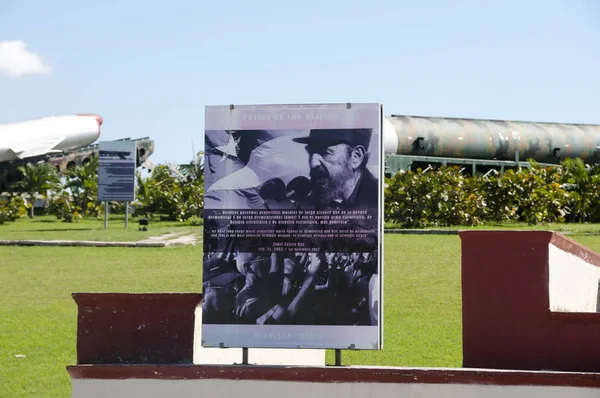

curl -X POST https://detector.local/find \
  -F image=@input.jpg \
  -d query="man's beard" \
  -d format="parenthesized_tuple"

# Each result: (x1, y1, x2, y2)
(310, 165, 354, 206)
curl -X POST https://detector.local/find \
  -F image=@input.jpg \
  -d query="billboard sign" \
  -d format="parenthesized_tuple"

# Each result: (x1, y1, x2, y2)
(202, 103, 384, 350)
(97, 140, 137, 202)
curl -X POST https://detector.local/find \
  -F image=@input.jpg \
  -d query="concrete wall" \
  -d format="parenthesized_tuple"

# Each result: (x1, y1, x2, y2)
(549, 243, 600, 313)
(71, 379, 600, 398)
(68, 366, 600, 398)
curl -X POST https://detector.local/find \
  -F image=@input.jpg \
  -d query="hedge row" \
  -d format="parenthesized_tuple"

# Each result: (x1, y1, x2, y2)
(384, 158, 600, 228)
(3, 158, 599, 228)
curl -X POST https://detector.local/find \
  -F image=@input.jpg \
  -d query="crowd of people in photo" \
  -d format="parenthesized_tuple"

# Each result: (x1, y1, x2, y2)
(202, 244, 379, 326)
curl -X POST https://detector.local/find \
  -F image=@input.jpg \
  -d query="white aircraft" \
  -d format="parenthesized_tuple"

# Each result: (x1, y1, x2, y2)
(0, 113, 103, 162)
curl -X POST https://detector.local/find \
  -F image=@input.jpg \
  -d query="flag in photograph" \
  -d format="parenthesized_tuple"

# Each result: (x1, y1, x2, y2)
(204, 129, 311, 210)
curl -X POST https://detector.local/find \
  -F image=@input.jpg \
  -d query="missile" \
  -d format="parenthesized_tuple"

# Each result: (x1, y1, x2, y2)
(384, 115, 600, 163)
(0, 114, 103, 163)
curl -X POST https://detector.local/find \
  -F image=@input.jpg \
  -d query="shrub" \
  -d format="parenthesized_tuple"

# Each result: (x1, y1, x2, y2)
(0, 194, 27, 224)
(384, 158, 597, 228)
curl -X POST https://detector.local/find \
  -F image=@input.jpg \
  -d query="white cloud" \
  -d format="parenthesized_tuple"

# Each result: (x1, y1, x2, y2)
(0, 41, 52, 77)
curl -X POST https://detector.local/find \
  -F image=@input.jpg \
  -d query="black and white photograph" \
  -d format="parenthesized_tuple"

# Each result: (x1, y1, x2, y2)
(204, 128, 379, 211)
(203, 246, 379, 327)
(203, 127, 380, 255)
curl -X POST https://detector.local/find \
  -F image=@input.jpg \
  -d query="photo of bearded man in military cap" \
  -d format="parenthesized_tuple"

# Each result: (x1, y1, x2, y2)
(292, 128, 379, 211)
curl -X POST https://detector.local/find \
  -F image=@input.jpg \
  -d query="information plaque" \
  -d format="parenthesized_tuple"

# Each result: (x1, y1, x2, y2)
(201, 103, 384, 350)
(98, 140, 137, 202)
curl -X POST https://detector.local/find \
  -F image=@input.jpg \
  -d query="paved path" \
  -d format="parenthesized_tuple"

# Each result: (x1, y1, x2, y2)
(137, 231, 199, 246)
(0, 231, 200, 247)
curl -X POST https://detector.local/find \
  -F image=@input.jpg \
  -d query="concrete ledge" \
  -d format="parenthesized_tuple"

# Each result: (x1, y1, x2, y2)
(66, 364, 600, 387)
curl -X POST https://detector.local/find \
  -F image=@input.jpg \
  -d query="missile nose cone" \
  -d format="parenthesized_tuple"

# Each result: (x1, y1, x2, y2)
(76, 113, 103, 139)
(96, 115, 102, 138)
(76, 113, 103, 126)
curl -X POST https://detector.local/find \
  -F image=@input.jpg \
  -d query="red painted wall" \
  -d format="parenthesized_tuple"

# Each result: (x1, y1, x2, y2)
(72, 293, 201, 365)
(461, 231, 600, 372)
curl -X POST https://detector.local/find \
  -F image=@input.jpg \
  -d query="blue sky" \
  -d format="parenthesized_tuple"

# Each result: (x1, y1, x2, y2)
(0, 0, 598, 165)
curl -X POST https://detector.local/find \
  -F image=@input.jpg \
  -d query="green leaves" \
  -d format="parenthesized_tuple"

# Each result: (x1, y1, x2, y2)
(3, 152, 600, 228)
(0, 194, 27, 224)
(11, 162, 62, 218)
(385, 166, 486, 228)
(63, 155, 100, 218)
(131, 155, 205, 222)
(47, 191, 83, 222)
(385, 159, 600, 228)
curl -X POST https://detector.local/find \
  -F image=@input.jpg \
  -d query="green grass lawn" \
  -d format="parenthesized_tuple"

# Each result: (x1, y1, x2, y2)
(1, 217, 600, 397)
(0, 215, 201, 242)
(0, 244, 201, 397)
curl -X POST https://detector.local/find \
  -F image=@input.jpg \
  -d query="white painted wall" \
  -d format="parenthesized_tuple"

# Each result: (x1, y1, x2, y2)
(193, 306, 326, 365)
(72, 378, 600, 398)
(548, 244, 600, 313)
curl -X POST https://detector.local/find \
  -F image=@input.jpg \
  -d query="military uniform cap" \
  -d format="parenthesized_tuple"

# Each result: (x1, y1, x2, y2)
(293, 128, 372, 150)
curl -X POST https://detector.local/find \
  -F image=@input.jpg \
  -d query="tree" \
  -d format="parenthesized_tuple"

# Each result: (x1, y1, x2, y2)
(132, 153, 205, 222)
(64, 155, 101, 217)
(178, 152, 205, 219)
(11, 162, 61, 218)
(178, 152, 205, 182)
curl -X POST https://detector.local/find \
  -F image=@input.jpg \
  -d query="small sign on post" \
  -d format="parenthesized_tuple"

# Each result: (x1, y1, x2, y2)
(97, 140, 137, 229)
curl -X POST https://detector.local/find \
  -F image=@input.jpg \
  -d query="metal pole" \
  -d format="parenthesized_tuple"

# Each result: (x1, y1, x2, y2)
(242, 348, 249, 365)
(104, 202, 108, 229)
(335, 349, 342, 366)
(125, 201, 129, 229)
